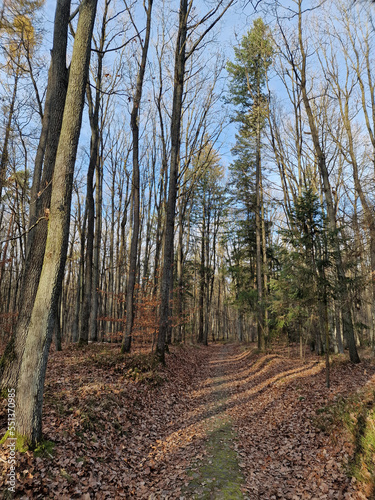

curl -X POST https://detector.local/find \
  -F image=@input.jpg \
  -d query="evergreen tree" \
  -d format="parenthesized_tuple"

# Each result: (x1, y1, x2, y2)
(271, 189, 327, 350)
(227, 18, 274, 349)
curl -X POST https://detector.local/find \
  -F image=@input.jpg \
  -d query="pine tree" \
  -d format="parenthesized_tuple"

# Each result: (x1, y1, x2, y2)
(227, 18, 274, 350)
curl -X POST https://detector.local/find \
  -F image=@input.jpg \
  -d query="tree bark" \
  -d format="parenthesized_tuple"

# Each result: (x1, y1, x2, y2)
(14, 0, 98, 445)
(122, 0, 153, 353)
(198, 204, 206, 344)
(156, 0, 188, 363)
(89, 152, 102, 342)
(297, 1, 359, 363)
(256, 107, 265, 351)
(0, 0, 70, 390)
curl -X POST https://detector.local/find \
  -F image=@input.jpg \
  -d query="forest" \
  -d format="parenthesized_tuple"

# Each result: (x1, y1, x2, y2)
(1, 0, 375, 498)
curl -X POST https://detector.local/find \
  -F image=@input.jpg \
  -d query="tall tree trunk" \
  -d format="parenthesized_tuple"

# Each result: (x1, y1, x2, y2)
(80, 0, 109, 344)
(89, 154, 102, 342)
(198, 210, 205, 344)
(0, 0, 70, 390)
(79, 142, 95, 344)
(122, 0, 153, 353)
(176, 197, 184, 343)
(14, 0, 98, 445)
(156, 0, 188, 363)
(143, 155, 156, 282)
(261, 179, 269, 345)
(324, 44, 375, 351)
(255, 111, 265, 351)
(345, 125, 375, 350)
(297, 1, 359, 363)
(72, 199, 86, 343)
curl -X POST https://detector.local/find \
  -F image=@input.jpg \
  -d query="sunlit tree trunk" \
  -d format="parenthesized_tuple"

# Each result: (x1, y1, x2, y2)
(14, 0, 98, 445)
(0, 0, 70, 390)
(122, 0, 153, 353)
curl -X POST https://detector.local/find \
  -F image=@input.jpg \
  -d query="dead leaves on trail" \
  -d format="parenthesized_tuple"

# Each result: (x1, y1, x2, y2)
(0, 344, 213, 498)
(223, 347, 375, 499)
(0, 343, 374, 499)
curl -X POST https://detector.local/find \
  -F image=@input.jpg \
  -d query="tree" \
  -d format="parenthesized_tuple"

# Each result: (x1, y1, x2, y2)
(79, 0, 114, 345)
(13, 0, 98, 445)
(0, 0, 71, 390)
(122, 0, 154, 353)
(156, 0, 236, 363)
(226, 18, 273, 350)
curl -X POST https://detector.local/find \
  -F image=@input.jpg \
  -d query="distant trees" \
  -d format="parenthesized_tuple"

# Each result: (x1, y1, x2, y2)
(190, 144, 225, 346)
(2, 0, 375, 447)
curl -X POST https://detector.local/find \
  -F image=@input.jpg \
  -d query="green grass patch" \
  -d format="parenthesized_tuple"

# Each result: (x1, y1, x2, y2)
(0, 388, 9, 400)
(1, 432, 56, 456)
(0, 430, 29, 452)
(34, 440, 55, 459)
(183, 418, 244, 499)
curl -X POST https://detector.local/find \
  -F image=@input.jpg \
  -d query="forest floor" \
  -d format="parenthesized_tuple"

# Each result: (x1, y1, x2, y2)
(1, 341, 375, 499)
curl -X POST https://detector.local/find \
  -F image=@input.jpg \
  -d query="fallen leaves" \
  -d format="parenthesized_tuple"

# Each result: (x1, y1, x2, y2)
(0, 342, 374, 498)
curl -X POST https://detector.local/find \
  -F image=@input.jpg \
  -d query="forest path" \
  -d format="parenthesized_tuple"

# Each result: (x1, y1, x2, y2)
(179, 343, 370, 500)
(3, 342, 374, 498)
(182, 344, 245, 499)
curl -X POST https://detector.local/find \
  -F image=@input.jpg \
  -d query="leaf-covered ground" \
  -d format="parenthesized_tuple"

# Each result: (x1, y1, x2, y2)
(1, 342, 375, 499)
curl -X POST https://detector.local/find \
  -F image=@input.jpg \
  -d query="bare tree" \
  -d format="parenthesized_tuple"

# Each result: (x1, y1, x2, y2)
(122, 0, 154, 353)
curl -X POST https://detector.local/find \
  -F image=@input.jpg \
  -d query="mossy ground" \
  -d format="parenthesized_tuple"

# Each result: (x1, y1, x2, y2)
(183, 417, 244, 499)
(182, 346, 245, 499)
(0, 430, 29, 452)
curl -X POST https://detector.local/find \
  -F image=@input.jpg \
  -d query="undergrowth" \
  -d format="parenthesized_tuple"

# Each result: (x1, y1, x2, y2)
(124, 353, 164, 385)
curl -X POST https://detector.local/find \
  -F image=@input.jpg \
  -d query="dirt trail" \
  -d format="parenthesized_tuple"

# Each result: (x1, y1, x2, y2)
(2, 342, 374, 499)
(182, 345, 245, 498)
(179, 343, 374, 499)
